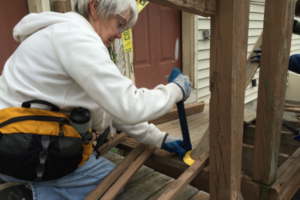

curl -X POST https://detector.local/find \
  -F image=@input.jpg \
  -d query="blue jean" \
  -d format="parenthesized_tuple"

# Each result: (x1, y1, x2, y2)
(0, 153, 116, 200)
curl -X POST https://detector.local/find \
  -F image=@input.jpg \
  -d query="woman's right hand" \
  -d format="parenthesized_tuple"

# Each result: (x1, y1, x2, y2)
(168, 68, 192, 101)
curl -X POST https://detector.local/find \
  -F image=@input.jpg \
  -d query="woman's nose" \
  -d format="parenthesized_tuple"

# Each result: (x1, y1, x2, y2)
(115, 32, 122, 39)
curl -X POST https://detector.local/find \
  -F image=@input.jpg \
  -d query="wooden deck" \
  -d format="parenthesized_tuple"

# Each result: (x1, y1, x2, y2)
(99, 105, 260, 199)
(103, 151, 209, 200)
(156, 105, 256, 147)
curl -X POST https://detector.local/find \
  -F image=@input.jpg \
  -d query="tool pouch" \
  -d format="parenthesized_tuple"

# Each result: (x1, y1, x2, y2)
(0, 100, 93, 182)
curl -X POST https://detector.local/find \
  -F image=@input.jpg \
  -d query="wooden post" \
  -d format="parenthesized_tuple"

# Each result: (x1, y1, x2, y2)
(54, 0, 67, 13)
(252, 0, 295, 185)
(209, 0, 250, 199)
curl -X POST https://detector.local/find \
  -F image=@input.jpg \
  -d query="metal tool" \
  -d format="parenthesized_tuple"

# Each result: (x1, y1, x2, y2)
(166, 74, 194, 165)
(282, 122, 300, 142)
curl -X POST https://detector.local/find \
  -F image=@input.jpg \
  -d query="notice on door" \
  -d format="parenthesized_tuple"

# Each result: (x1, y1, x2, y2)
(122, 0, 149, 53)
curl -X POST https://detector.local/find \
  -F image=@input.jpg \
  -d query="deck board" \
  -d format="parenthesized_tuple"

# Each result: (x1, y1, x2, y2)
(103, 151, 200, 200)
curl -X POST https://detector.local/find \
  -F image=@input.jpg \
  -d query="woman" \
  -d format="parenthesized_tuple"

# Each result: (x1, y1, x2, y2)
(0, 0, 191, 199)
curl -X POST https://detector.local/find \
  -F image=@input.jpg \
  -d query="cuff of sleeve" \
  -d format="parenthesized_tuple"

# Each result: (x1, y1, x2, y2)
(160, 133, 169, 149)
(166, 83, 183, 103)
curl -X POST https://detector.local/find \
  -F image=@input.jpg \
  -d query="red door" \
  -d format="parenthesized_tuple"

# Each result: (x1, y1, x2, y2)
(132, 3, 182, 89)
(0, 1, 29, 74)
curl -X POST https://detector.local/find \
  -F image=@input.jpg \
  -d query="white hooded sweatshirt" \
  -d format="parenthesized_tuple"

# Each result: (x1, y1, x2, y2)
(0, 12, 183, 148)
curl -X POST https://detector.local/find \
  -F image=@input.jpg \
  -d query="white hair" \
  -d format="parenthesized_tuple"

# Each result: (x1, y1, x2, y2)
(74, 0, 138, 29)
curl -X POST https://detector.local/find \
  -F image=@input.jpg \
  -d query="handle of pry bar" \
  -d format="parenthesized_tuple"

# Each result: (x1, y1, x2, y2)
(176, 101, 192, 153)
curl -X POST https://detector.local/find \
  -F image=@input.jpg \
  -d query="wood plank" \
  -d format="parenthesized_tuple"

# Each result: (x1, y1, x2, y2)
(147, 183, 198, 200)
(209, 0, 250, 199)
(243, 125, 299, 155)
(190, 109, 256, 160)
(190, 125, 209, 160)
(241, 144, 289, 173)
(284, 107, 300, 113)
(285, 103, 300, 108)
(245, 32, 262, 90)
(146, 0, 216, 17)
(148, 103, 205, 125)
(95, 132, 127, 156)
(269, 148, 300, 200)
(66, 0, 72, 12)
(277, 147, 300, 179)
(117, 137, 261, 200)
(103, 152, 155, 185)
(157, 152, 209, 200)
(190, 191, 210, 200)
(243, 110, 257, 124)
(252, 0, 295, 185)
(115, 171, 173, 200)
(54, 0, 67, 13)
(101, 145, 156, 200)
(85, 143, 146, 200)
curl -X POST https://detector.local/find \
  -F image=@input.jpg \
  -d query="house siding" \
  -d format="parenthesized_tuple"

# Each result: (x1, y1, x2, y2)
(197, 1, 300, 103)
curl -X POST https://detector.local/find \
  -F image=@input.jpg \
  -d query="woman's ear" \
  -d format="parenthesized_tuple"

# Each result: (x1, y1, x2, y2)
(89, 0, 98, 20)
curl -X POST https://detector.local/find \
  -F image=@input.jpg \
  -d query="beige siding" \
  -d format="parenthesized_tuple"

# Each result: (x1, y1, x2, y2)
(197, 1, 300, 104)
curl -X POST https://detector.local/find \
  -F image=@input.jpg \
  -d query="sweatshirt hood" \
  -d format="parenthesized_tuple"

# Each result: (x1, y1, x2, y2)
(13, 11, 94, 42)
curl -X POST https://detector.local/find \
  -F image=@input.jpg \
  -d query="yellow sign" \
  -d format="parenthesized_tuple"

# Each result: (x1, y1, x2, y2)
(122, 0, 149, 53)
(122, 30, 133, 53)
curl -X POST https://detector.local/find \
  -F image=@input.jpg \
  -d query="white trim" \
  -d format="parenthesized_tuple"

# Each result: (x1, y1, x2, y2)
(27, 0, 50, 13)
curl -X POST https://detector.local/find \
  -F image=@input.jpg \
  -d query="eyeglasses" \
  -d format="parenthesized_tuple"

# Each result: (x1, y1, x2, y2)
(116, 14, 128, 34)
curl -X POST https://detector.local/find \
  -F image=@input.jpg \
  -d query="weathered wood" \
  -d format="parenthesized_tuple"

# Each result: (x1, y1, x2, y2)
(146, 0, 216, 17)
(243, 110, 257, 124)
(190, 109, 256, 160)
(269, 148, 300, 200)
(157, 152, 209, 200)
(101, 145, 156, 200)
(117, 137, 261, 200)
(242, 144, 288, 173)
(190, 125, 209, 160)
(190, 191, 210, 200)
(66, 0, 72, 11)
(95, 132, 127, 156)
(276, 147, 300, 182)
(252, 0, 295, 185)
(85, 143, 146, 200)
(54, 0, 67, 13)
(284, 107, 300, 113)
(243, 125, 299, 155)
(149, 103, 205, 125)
(115, 171, 173, 200)
(245, 32, 262, 90)
(285, 103, 300, 108)
(209, 0, 250, 199)
(148, 183, 198, 200)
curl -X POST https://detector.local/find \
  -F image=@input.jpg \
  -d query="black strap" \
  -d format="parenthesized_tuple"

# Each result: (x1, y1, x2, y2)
(94, 127, 110, 159)
(22, 100, 59, 112)
(34, 135, 50, 182)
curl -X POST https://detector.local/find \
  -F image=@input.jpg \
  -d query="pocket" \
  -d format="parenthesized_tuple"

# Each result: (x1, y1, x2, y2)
(42, 149, 83, 181)
(0, 148, 41, 181)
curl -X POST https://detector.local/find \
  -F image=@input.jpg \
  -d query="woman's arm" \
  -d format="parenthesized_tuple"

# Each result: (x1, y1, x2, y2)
(113, 120, 167, 148)
(52, 22, 183, 126)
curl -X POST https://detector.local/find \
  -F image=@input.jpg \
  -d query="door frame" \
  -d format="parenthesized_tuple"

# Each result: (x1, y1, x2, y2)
(182, 12, 198, 89)
(27, 0, 51, 13)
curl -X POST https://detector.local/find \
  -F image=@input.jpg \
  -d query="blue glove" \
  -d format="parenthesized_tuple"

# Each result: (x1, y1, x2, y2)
(168, 68, 191, 101)
(162, 135, 186, 160)
(250, 48, 261, 63)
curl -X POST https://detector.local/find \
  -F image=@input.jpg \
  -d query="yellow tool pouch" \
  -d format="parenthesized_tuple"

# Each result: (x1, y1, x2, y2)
(0, 100, 93, 182)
